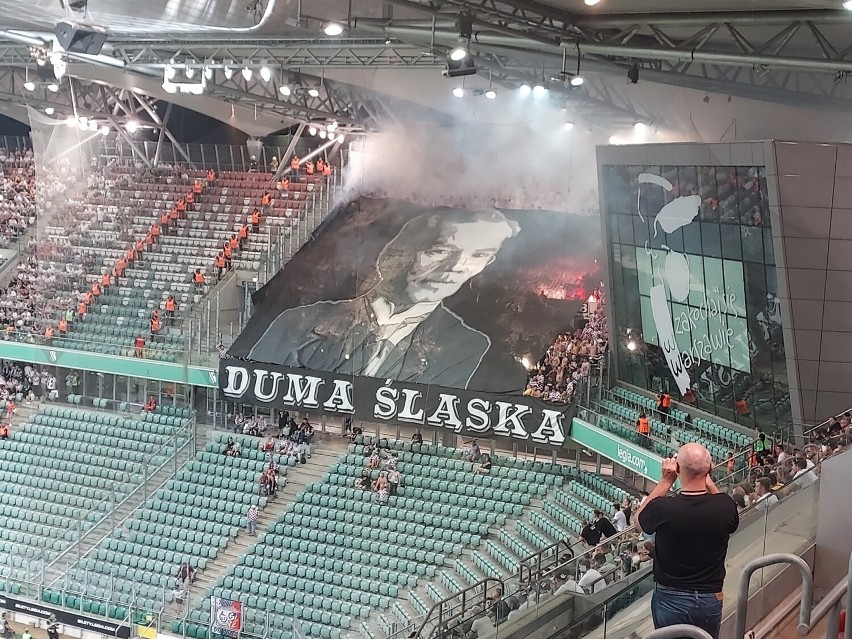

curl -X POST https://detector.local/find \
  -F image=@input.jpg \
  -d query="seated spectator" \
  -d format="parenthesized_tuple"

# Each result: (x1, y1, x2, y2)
(754, 476, 778, 510)
(143, 395, 156, 412)
(577, 560, 605, 594)
(792, 457, 818, 489)
(260, 435, 275, 452)
(465, 439, 482, 462)
(357, 470, 372, 491)
(411, 429, 423, 447)
(553, 572, 584, 595)
(474, 454, 492, 475)
(367, 446, 381, 469)
(0, 423, 9, 439)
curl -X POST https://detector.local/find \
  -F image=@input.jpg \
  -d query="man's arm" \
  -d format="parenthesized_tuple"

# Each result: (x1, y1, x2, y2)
(634, 458, 678, 531)
(705, 474, 720, 494)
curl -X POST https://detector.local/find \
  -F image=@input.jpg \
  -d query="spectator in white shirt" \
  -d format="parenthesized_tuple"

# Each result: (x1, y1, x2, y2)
(613, 503, 628, 532)
(792, 458, 818, 489)
(754, 477, 778, 510)
(577, 561, 605, 594)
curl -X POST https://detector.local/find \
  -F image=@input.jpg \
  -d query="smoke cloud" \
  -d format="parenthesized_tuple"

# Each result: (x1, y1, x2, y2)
(341, 95, 615, 214)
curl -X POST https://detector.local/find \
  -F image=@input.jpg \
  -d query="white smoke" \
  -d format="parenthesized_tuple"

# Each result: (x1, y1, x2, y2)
(341, 99, 611, 214)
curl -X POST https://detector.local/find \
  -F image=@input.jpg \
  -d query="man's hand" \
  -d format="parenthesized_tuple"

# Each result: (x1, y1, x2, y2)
(705, 472, 720, 494)
(661, 458, 678, 483)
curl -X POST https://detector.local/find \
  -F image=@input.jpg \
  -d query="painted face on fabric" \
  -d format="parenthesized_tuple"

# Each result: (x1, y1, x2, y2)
(405, 218, 513, 303)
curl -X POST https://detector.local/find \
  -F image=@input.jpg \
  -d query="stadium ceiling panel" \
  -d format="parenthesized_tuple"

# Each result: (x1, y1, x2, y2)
(0, 1, 851, 132)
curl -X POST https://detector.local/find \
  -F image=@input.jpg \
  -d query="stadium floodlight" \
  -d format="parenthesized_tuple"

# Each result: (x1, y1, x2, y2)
(223, 66, 234, 80)
(162, 81, 177, 93)
(319, 130, 327, 139)
(518, 84, 531, 96)
(44, 107, 55, 115)
(308, 126, 317, 136)
(324, 23, 344, 36)
(125, 120, 139, 134)
(185, 66, 196, 79)
(64, 115, 76, 128)
(450, 47, 467, 61)
(564, 122, 574, 130)
(328, 120, 338, 132)
(584, 0, 601, 5)
(845, 0, 852, 9)
(77, 116, 88, 131)
(87, 119, 98, 131)
(308, 88, 320, 97)
(241, 67, 252, 81)
(532, 83, 546, 97)
(336, 133, 345, 143)
(23, 81, 35, 91)
(279, 84, 291, 96)
(51, 53, 67, 79)
(485, 89, 496, 99)
(452, 86, 464, 98)
(100, 125, 110, 136)
(47, 82, 59, 93)
(260, 65, 272, 82)
(570, 75, 584, 87)
(165, 64, 176, 80)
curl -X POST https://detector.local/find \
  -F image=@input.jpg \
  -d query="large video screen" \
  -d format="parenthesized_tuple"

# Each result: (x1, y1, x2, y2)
(602, 164, 790, 431)
(229, 197, 602, 395)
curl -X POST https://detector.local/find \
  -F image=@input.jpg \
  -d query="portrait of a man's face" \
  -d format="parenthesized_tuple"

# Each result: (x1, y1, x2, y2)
(377, 209, 517, 306)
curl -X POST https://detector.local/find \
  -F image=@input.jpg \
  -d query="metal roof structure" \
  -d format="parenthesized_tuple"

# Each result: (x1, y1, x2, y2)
(0, 0, 851, 135)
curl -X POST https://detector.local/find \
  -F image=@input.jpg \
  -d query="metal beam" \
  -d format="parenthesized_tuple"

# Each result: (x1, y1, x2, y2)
(273, 122, 306, 183)
(133, 95, 195, 168)
(104, 112, 153, 169)
(153, 102, 172, 167)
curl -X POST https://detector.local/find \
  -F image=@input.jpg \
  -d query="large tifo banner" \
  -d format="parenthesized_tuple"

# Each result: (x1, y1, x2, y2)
(220, 359, 571, 449)
(228, 197, 601, 394)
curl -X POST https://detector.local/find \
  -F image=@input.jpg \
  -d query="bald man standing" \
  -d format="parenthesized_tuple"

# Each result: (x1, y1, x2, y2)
(635, 443, 739, 639)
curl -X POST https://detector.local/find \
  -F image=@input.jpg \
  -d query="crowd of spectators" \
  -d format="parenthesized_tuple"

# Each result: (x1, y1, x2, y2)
(228, 409, 315, 466)
(523, 288, 607, 404)
(0, 361, 58, 405)
(0, 148, 36, 248)
(357, 439, 402, 505)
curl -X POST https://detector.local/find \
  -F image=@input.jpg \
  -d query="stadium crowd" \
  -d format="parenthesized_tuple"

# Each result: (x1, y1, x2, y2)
(523, 288, 607, 403)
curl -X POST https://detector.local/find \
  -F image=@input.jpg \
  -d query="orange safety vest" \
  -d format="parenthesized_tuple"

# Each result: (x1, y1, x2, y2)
(58, 319, 67, 332)
(135, 239, 144, 252)
(735, 398, 749, 415)
(291, 157, 300, 170)
(161, 212, 170, 226)
(145, 233, 153, 247)
(0, 425, 9, 437)
(127, 247, 136, 262)
(165, 298, 176, 312)
(322, 164, 331, 177)
(638, 417, 650, 434)
(239, 225, 249, 240)
(230, 236, 239, 251)
(193, 271, 204, 284)
(305, 161, 314, 175)
(92, 283, 101, 296)
(152, 224, 161, 237)
(662, 394, 671, 408)
(84, 291, 93, 305)
(193, 182, 202, 194)
(215, 254, 225, 268)
(262, 194, 271, 206)
(101, 273, 110, 287)
(45, 326, 54, 339)
(223, 244, 232, 258)
(251, 210, 260, 225)
(177, 199, 186, 212)
(170, 208, 179, 221)
(151, 317, 161, 332)
(186, 192, 194, 204)
(78, 301, 86, 316)
(207, 170, 215, 181)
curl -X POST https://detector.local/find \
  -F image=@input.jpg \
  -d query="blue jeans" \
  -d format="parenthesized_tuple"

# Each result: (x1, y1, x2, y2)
(651, 584, 723, 639)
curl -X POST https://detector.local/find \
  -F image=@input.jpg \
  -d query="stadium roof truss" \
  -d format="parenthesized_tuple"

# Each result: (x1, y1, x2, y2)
(0, 6, 850, 132)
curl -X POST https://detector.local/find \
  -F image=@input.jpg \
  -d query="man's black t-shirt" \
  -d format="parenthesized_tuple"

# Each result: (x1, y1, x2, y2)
(581, 523, 602, 546)
(638, 493, 739, 592)
(596, 516, 618, 539)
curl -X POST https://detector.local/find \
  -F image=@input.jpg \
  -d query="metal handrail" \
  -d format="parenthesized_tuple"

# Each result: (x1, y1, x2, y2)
(734, 553, 813, 639)
(797, 551, 852, 639)
(644, 625, 713, 639)
(412, 577, 504, 639)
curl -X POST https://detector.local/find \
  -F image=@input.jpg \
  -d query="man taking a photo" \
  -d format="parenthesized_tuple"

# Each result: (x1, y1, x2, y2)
(635, 443, 739, 639)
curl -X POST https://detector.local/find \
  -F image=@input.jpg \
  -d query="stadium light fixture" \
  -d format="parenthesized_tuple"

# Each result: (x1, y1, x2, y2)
(336, 133, 345, 143)
(324, 22, 344, 36)
(165, 64, 176, 80)
(65, 116, 76, 128)
(450, 47, 467, 62)
(163, 81, 177, 93)
(627, 339, 637, 351)
(23, 80, 35, 91)
(485, 89, 496, 99)
(570, 75, 584, 87)
(518, 84, 531, 96)
(87, 119, 98, 131)
(585, 0, 601, 5)
(308, 88, 320, 97)
(125, 120, 139, 134)
(319, 130, 327, 139)
(452, 86, 464, 98)
(564, 122, 574, 130)
(77, 116, 88, 131)
(279, 84, 291, 96)
(844, 0, 852, 9)
(100, 125, 110, 136)
(51, 53, 66, 79)
(47, 82, 59, 93)
(44, 107, 55, 115)
(204, 66, 213, 80)
(260, 65, 272, 82)
(185, 66, 196, 79)
(532, 83, 546, 97)
(223, 66, 234, 80)
(308, 126, 317, 136)
(241, 67, 253, 81)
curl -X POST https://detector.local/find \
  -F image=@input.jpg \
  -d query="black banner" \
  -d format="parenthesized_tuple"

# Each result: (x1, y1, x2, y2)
(0, 595, 131, 638)
(228, 198, 600, 395)
(220, 358, 571, 450)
